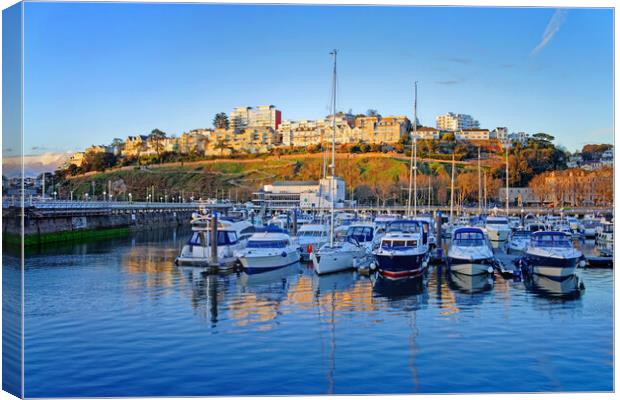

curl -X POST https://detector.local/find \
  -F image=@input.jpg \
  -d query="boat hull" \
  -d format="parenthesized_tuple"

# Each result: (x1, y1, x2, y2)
(448, 259, 493, 275)
(312, 250, 360, 275)
(239, 252, 300, 274)
(375, 253, 428, 279)
(526, 255, 579, 280)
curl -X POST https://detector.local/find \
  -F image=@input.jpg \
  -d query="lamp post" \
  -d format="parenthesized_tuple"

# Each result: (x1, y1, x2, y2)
(53, 191, 57, 200)
(70, 190, 74, 201)
(103, 191, 107, 202)
(128, 193, 132, 203)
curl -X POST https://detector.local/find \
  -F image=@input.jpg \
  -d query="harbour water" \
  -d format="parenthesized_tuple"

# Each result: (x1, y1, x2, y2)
(11, 227, 613, 396)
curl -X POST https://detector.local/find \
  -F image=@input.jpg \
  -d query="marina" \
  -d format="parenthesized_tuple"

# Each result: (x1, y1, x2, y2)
(14, 224, 613, 397)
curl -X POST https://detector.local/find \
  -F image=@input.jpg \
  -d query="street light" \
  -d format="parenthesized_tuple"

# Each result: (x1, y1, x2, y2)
(53, 191, 57, 200)
(103, 191, 107, 201)
(128, 193, 132, 203)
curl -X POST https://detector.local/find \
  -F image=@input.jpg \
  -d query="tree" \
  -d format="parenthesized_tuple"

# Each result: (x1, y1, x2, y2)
(148, 129, 167, 161)
(213, 113, 230, 129)
(111, 138, 124, 155)
(532, 132, 555, 143)
(366, 109, 380, 117)
(82, 152, 117, 172)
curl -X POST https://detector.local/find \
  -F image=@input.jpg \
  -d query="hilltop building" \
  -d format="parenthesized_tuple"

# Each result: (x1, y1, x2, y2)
(436, 112, 480, 131)
(230, 105, 282, 132)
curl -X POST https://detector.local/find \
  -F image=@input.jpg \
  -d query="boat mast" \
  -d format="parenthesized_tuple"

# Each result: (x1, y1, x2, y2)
(450, 150, 455, 224)
(329, 49, 337, 247)
(428, 174, 431, 209)
(407, 82, 418, 217)
(477, 146, 482, 216)
(413, 82, 418, 218)
(505, 139, 509, 216)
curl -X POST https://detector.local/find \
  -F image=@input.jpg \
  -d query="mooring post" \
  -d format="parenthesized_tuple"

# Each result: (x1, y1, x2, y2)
(292, 209, 298, 236)
(210, 212, 218, 265)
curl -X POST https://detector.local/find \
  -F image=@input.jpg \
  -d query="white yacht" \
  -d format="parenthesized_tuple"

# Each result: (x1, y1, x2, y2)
(485, 216, 512, 242)
(236, 232, 300, 274)
(297, 224, 330, 261)
(311, 224, 377, 275)
(523, 231, 582, 280)
(447, 227, 495, 275)
(175, 214, 254, 268)
(582, 218, 600, 239)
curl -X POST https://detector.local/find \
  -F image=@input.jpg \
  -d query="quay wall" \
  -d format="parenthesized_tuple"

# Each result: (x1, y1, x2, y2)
(3, 208, 194, 245)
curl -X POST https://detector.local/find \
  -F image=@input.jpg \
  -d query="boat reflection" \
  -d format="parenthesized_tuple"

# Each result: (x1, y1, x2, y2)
(371, 274, 429, 311)
(525, 273, 584, 300)
(311, 271, 357, 295)
(238, 263, 301, 288)
(447, 271, 494, 294)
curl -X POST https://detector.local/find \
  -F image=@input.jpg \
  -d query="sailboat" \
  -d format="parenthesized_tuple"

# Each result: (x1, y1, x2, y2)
(312, 50, 369, 275)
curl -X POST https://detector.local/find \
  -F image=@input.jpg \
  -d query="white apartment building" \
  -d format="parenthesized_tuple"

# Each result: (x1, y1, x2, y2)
(436, 112, 480, 131)
(455, 128, 490, 140)
(493, 127, 509, 141)
(230, 105, 282, 131)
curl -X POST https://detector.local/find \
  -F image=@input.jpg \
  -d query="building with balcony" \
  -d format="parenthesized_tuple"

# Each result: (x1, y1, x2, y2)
(416, 126, 442, 140)
(230, 105, 282, 132)
(455, 128, 490, 141)
(436, 112, 480, 131)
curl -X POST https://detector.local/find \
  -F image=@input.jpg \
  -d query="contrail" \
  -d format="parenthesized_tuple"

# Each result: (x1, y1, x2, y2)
(531, 9, 568, 56)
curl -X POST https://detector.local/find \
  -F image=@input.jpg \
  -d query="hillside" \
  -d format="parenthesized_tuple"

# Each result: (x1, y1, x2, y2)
(59, 152, 486, 203)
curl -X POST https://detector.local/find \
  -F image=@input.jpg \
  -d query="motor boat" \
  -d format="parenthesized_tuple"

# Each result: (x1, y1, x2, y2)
(485, 216, 511, 241)
(175, 213, 254, 268)
(310, 225, 373, 275)
(447, 227, 495, 275)
(596, 221, 614, 243)
(296, 224, 330, 261)
(236, 231, 300, 274)
(411, 216, 436, 250)
(507, 229, 531, 254)
(522, 231, 583, 280)
(582, 218, 600, 239)
(508, 216, 522, 230)
(373, 220, 430, 279)
(526, 222, 547, 233)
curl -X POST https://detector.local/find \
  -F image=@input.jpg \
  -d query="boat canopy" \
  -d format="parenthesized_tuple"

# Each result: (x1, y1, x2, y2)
(531, 231, 572, 247)
(452, 227, 485, 246)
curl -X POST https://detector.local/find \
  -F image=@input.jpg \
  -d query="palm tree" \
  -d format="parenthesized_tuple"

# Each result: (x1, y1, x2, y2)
(213, 113, 230, 129)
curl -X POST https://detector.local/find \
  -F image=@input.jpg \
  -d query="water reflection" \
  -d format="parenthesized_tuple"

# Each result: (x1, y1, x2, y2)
(447, 271, 494, 295)
(524, 273, 584, 300)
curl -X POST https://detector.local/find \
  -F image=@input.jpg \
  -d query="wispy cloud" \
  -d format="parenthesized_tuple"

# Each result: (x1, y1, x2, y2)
(443, 57, 471, 65)
(435, 79, 464, 86)
(531, 9, 568, 56)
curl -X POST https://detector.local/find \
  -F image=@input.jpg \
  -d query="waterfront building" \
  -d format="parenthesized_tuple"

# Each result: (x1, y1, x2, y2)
(492, 127, 508, 141)
(376, 116, 411, 143)
(509, 131, 530, 145)
(436, 112, 480, 131)
(230, 105, 282, 132)
(232, 127, 282, 153)
(86, 144, 113, 154)
(498, 187, 538, 206)
(252, 176, 346, 209)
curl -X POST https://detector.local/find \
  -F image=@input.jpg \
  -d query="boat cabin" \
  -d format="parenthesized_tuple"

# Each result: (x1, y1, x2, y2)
(452, 227, 486, 247)
(531, 231, 572, 248)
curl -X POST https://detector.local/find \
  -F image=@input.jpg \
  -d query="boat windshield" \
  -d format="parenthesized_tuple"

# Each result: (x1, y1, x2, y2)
(512, 231, 531, 238)
(453, 232, 485, 247)
(381, 239, 417, 249)
(247, 240, 289, 248)
(532, 234, 572, 248)
(299, 231, 326, 237)
(347, 226, 374, 242)
(487, 219, 508, 225)
(387, 221, 421, 233)
(188, 231, 238, 246)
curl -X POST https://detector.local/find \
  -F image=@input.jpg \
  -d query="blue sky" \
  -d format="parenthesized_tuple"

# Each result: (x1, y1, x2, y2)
(20, 3, 614, 155)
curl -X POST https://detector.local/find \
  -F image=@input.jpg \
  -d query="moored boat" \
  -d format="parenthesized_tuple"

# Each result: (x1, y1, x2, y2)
(507, 229, 531, 254)
(297, 223, 330, 261)
(522, 231, 583, 280)
(236, 232, 300, 274)
(485, 216, 511, 242)
(373, 220, 430, 279)
(447, 227, 495, 275)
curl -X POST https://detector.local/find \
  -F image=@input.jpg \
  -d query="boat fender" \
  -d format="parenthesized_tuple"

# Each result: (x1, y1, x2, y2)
(307, 244, 313, 254)
(579, 260, 586, 268)
(370, 262, 376, 270)
(281, 251, 288, 258)
(487, 266, 494, 274)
